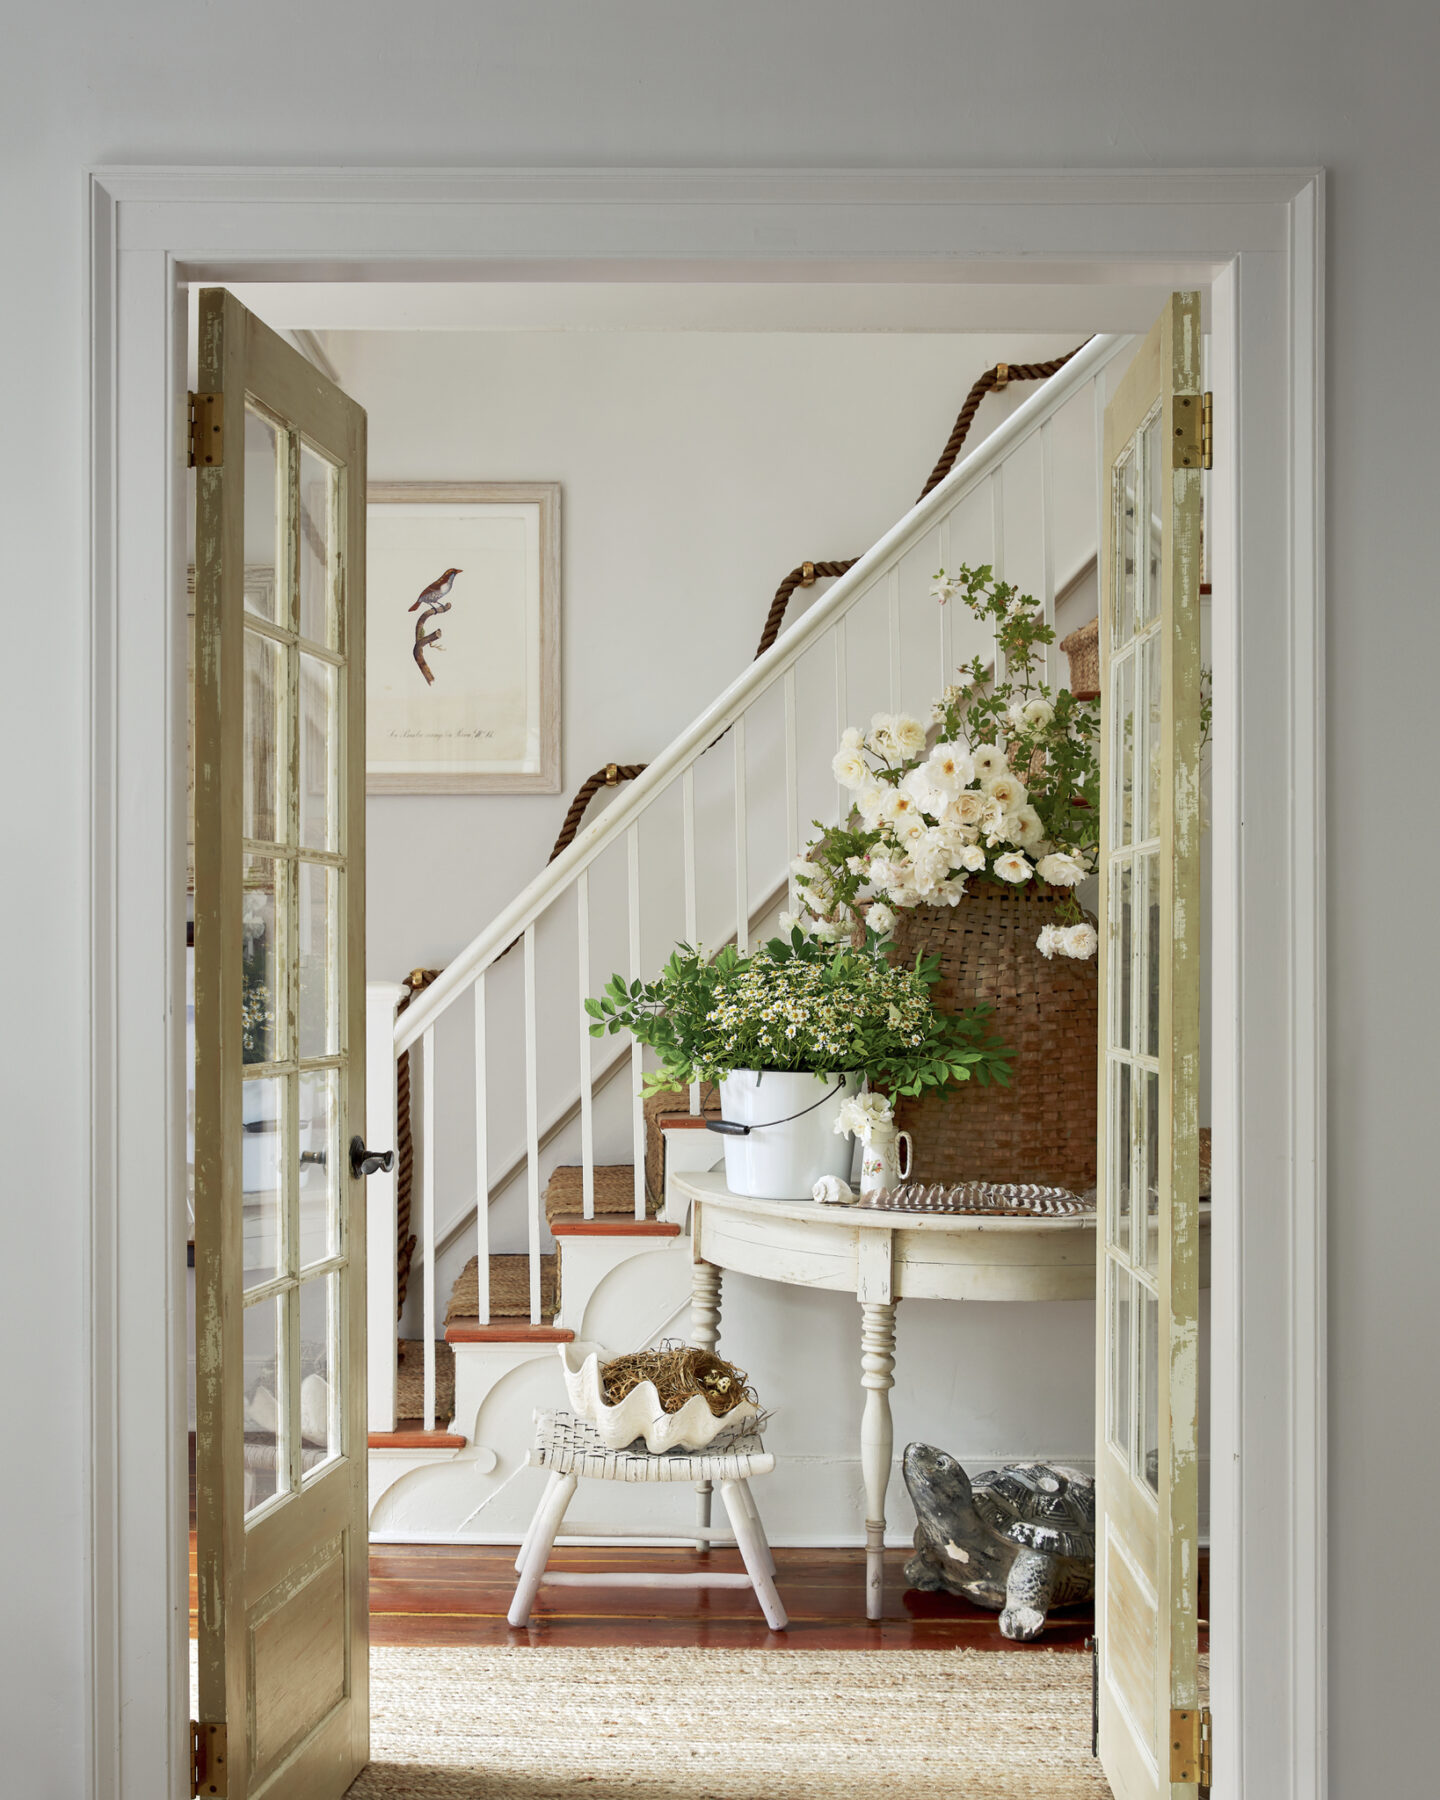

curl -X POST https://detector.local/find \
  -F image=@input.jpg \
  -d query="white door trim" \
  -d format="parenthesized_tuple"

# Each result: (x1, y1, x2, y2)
(85, 165, 1324, 1800)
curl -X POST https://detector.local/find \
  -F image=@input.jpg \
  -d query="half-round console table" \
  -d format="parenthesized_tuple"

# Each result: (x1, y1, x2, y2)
(674, 1168, 1209, 1620)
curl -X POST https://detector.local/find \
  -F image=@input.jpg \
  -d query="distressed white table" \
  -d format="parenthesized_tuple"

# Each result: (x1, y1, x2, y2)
(675, 1169, 1108, 1621)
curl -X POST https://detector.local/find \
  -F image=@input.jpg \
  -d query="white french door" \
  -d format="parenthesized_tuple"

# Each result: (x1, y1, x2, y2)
(1095, 292, 1206, 1798)
(192, 289, 372, 1798)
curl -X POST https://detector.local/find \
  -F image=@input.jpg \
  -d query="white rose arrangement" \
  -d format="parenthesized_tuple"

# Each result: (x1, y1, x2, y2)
(796, 563, 1101, 959)
(834, 1090, 896, 1143)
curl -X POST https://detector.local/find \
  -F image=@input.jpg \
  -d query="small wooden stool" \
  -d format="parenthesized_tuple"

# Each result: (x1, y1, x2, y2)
(508, 1410, 788, 1631)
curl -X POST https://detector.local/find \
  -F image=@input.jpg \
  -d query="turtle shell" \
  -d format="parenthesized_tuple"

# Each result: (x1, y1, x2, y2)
(972, 1463, 1095, 1560)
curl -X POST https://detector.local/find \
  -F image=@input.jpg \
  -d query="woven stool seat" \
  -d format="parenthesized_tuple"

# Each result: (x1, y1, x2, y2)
(527, 1410, 775, 1483)
(509, 1408, 787, 1631)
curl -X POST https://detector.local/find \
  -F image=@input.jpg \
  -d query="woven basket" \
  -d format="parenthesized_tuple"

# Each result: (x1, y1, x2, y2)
(887, 883, 1097, 1191)
(1060, 616, 1100, 700)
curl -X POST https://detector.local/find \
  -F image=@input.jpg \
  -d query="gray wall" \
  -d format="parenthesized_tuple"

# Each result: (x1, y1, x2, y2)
(3, 4, 1438, 1794)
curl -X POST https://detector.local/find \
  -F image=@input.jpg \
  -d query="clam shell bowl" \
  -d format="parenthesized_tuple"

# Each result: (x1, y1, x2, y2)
(559, 1344, 759, 1453)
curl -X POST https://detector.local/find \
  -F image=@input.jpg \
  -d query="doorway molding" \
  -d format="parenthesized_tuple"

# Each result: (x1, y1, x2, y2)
(86, 165, 1324, 1800)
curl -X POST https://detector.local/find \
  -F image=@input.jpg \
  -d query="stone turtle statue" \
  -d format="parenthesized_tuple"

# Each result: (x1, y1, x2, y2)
(902, 1443, 1095, 1641)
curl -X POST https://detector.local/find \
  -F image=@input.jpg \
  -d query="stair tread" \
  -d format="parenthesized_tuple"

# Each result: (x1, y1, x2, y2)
(446, 1252, 559, 1326)
(544, 1164, 657, 1224)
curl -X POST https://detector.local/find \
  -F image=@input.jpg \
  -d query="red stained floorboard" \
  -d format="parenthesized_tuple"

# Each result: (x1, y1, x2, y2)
(191, 1539, 1208, 1654)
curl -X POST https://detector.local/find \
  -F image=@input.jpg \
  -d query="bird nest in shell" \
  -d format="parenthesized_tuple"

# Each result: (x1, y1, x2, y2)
(599, 1340, 759, 1419)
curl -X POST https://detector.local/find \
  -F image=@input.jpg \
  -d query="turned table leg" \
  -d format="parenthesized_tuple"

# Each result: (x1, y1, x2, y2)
(860, 1299, 897, 1621)
(691, 1257, 723, 1550)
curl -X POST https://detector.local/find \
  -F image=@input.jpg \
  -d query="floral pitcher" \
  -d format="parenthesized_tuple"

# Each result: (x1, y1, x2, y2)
(858, 1121, 913, 1199)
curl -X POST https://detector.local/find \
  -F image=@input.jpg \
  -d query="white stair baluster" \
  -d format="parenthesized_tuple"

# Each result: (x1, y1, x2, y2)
(733, 714, 749, 955)
(784, 667, 798, 911)
(421, 1024, 436, 1431)
(523, 924, 542, 1321)
(682, 768, 699, 1115)
(887, 568, 901, 711)
(474, 972, 490, 1324)
(628, 822, 645, 1218)
(833, 616, 849, 816)
(938, 518, 952, 690)
(1040, 417, 1058, 688)
(577, 870, 596, 1215)
(991, 466, 1006, 677)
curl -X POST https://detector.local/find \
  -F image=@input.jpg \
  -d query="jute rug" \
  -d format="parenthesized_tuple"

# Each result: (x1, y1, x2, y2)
(348, 1645, 1112, 1798)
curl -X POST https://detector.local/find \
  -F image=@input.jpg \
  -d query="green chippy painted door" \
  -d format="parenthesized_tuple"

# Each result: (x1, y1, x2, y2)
(1094, 293, 1206, 1799)
(192, 289, 371, 1798)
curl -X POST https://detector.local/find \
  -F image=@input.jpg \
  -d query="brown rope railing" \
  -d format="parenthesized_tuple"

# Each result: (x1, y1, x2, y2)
(393, 966, 442, 1319)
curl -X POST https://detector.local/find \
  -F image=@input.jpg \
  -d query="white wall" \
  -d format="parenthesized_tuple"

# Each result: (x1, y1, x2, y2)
(3, 5, 1439, 1795)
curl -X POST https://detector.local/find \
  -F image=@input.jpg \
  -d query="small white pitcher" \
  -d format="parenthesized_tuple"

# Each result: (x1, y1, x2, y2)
(859, 1122, 914, 1199)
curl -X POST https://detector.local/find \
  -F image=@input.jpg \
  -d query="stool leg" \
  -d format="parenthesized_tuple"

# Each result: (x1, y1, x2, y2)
(730, 1477, 776, 1576)
(691, 1259, 722, 1550)
(508, 1471, 578, 1627)
(721, 1478, 788, 1631)
(514, 1470, 563, 1574)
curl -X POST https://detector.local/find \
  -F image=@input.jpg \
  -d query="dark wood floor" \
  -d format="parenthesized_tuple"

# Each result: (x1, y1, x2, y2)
(191, 1536, 1209, 1652)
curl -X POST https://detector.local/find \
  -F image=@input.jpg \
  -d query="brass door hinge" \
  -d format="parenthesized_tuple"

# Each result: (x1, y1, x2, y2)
(188, 392, 223, 469)
(1169, 1705, 1212, 1787)
(1173, 392, 1213, 472)
(191, 1720, 228, 1797)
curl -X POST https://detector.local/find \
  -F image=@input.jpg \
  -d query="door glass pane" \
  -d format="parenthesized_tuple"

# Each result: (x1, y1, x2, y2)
(1114, 448, 1137, 648)
(243, 630, 284, 845)
(1145, 628, 1163, 843)
(1143, 852, 1161, 1058)
(299, 1068, 340, 1269)
(299, 444, 339, 649)
(1108, 1261, 1132, 1455)
(298, 862, 339, 1059)
(1143, 1068, 1161, 1277)
(242, 856, 283, 1065)
(243, 1293, 289, 1517)
(1141, 1286, 1160, 1493)
(242, 1075, 284, 1289)
(1143, 407, 1163, 627)
(299, 654, 337, 853)
(243, 405, 284, 624)
(299, 1273, 341, 1475)
(1113, 652, 1134, 849)
(1109, 1060, 1132, 1249)
(1111, 860, 1132, 1051)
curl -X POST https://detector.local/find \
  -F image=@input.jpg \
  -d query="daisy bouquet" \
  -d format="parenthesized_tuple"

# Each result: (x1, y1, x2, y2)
(797, 562, 1101, 960)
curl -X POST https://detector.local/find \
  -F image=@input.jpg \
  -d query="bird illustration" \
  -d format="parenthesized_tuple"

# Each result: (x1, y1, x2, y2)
(408, 568, 462, 685)
(409, 568, 462, 613)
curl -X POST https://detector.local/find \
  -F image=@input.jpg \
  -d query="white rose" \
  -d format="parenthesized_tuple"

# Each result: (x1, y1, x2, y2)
(832, 746, 870, 790)
(868, 712, 899, 757)
(777, 910, 810, 936)
(840, 725, 863, 750)
(1023, 698, 1055, 730)
(791, 856, 815, 881)
(845, 854, 869, 875)
(1006, 805, 1045, 849)
(984, 770, 1027, 811)
(857, 783, 888, 825)
(1037, 851, 1087, 887)
(1061, 921, 1099, 958)
(971, 742, 1008, 782)
(930, 570, 961, 605)
(888, 792, 925, 837)
(866, 902, 896, 936)
(1006, 597, 1031, 617)
(890, 714, 929, 759)
(1006, 701, 1028, 734)
(947, 790, 987, 826)
(925, 744, 974, 793)
(1036, 924, 1064, 960)
(952, 841, 987, 872)
(993, 851, 1034, 885)
(937, 875, 969, 905)
(900, 764, 945, 817)
(810, 917, 839, 942)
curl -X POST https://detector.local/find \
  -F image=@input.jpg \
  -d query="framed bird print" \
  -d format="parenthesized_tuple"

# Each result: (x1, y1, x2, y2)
(365, 482, 561, 792)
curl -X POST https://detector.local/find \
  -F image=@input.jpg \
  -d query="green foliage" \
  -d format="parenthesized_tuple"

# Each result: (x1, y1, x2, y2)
(586, 927, 1011, 1100)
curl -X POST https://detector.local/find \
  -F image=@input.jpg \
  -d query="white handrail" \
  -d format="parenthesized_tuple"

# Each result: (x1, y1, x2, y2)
(395, 330, 1130, 1054)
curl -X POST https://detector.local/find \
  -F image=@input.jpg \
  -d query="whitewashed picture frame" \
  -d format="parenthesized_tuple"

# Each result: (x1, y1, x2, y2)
(365, 482, 561, 792)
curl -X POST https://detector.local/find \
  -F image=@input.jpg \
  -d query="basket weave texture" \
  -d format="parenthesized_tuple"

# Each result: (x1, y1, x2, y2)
(887, 884, 1097, 1191)
(1060, 616, 1100, 699)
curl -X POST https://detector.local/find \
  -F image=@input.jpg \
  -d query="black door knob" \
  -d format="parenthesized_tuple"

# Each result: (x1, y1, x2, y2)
(350, 1136, 395, 1178)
